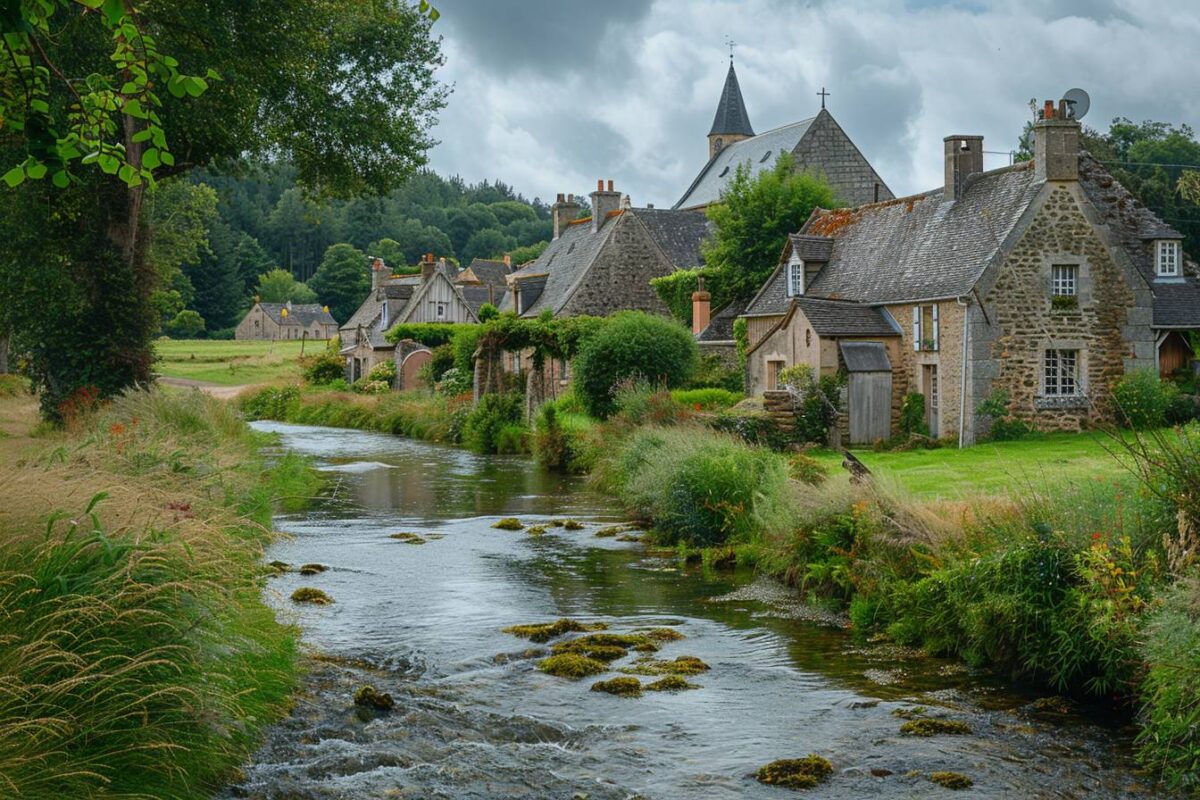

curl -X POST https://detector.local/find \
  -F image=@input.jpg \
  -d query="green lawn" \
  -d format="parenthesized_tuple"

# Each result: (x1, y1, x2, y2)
(811, 432, 1134, 499)
(154, 338, 319, 385)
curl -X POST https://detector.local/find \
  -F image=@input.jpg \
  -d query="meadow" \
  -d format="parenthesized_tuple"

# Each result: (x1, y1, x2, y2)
(154, 338, 318, 385)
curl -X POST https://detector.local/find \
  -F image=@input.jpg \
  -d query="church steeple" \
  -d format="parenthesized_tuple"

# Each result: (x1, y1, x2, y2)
(707, 60, 754, 160)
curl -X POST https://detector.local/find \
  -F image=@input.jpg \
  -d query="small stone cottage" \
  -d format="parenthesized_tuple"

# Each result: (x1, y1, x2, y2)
(742, 99, 1200, 445)
(235, 301, 338, 341)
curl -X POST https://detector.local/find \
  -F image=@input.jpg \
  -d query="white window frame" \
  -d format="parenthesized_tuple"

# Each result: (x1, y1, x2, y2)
(1043, 349, 1080, 396)
(911, 304, 939, 352)
(786, 255, 804, 297)
(1156, 240, 1181, 277)
(435, 302, 447, 320)
(1051, 264, 1078, 296)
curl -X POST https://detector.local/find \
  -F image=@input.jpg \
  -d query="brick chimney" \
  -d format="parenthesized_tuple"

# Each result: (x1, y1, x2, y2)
(552, 192, 581, 240)
(590, 179, 622, 232)
(943, 135, 984, 202)
(503, 254, 511, 268)
(691, 278, 711, 335)
(371, 257, 386, 289)
(420, 252, 435, 283)
(1034, 98, 1080, 182)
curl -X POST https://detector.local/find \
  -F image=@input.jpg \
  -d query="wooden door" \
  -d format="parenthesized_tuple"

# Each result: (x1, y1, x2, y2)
(924, 365, 939, 436)
(849, 371, 892, 445)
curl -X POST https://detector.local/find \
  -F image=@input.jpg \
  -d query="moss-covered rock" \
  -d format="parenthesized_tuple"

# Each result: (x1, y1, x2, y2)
(492, 518, 525, 531)
(590, 677, 642, 697)
(547, 519, 565, 527)
(929, 771, 973, 789)
(755, 755, 833, 789)
(643, 627, 685, 642)
(389, 532, 427, 544)
(537, 653, 607, 679)
(353, 685, 394, 711)
(503, 618, 608, 643)
(616, 533, 644, 543)
(623, 655, 709, 676)
(900, 719, 971, 737)
(298, 563, 328, 575)
(646, 675, 699, 692)
(267, 560, 291, 574)
(550, 641, 629, 661)
(291, 587, 333, 605)
(526, 525, 548, 536)
(561, 519, 585, 530)
(891, 706, 927, 719)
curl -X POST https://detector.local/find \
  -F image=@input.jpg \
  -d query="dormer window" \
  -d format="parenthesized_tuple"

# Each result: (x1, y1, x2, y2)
(786, 255, 805, 297)
(380, 302, 389, 328)
(1156, 240, 1181, 277)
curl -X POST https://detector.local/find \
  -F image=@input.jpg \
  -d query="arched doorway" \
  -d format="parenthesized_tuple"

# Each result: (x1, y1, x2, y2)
(399, 349, 432, 390)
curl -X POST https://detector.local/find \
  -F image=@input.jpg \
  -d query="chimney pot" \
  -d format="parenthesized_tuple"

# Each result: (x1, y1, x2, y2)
(1033, 101, 1081, 182)
(691, 289, 712, 336)
(503, 254, 511, 267)
(590, 178, 622, 232)
(1043, 99, 1055, 120)
(597, 179, 604, 191)
(552, 192, 581, 240)
(607, 179, 614, 191)
(556, 192, 565, 202)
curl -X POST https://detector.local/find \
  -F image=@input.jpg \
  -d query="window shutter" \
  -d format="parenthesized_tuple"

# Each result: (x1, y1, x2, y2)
(912, 307, 921, 351)
(932, 304, 940, 350)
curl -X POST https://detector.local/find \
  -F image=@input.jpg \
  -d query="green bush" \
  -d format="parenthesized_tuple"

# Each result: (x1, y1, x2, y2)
(601, 426, 793, 546)
(462, 393, 526, 454)
(1113, 369, 1174, 429)
(899, 392, 928, 436)
(164, 309, 206, 338)
(794, 375, 843, 445)
(671, 387, 743, 411)
(301, 352, 345, 385)
(572, 312, 698, 418)
(533, 396, 601, 473)
(1137, 577, 1200, 793)
(686, 353, 744, 393)
(613, 381, 686, 427)
(977, 390, 1029, 441)
(712, 409, 796, 452)
(240, 385, 301, 420)
(1165, 391, 1198, 425)
(435, 366, 472, 396)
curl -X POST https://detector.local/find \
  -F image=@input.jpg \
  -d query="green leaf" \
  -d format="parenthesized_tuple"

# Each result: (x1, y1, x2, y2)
(430, 7, 440, 21)
(51, 170, 70, 189)
(182, 76, 207, 97)
(206, 68, 221, 81)
(2, 167, 25, 188)
(98, 154, 120, 175)
(142, 148, 160, 170)
(160, 151, 175, 167)
(123, 98, 145, 118)
(30, 99, 49, 114)
(102, 0, 126, 25)
(167, 75, 186, 98)
(118, 164, 135, 184)
(132, 129, 152, 143)
(26, 161, 47, 180)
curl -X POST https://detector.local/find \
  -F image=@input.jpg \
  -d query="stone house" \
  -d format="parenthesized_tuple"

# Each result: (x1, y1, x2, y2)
(742, 100, 1200, 445)
(674, 60, 893, 211)
(235, 301, 338, 341)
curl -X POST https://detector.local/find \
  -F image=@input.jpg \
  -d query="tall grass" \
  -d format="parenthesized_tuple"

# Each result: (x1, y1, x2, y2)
(0, 389, 311, 797)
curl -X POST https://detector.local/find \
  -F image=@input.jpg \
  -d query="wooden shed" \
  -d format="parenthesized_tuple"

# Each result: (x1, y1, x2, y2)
(840, 341, 893, 445)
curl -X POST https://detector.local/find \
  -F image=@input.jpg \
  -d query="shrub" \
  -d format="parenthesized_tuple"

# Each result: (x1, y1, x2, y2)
(1113, 369, 1173, 429)
(788, 452, 827, 486)
(1137, 577, 1200, 793)
(686, 353, 744, 393)
(462, 393, 526, 454)
(976, 390, 1029, 441)
(671, 387, 743, 411)
(301, 351, 345, 385)
(164, 309, 205, 339)
(435, 366, 472, 396)
(712, 409, 797, 452)
(899, 392, 928, 436)
(572, 312, 698, 418)
(613, 381, 686, 427)
(795, 375, 843, 445)
(1165, 391, 1198, 425)
(533, 398, 602, 473)
(427, 344, 455, 381)
(600, 426, 793, 546)
(240, 385, 301, 420)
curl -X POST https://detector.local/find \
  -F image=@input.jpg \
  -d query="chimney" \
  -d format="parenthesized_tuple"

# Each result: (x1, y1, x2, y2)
(421, 253, 435, 283)
(691, 277, 711, 335)
(437, 256, 448, 275)
(503, 254, 511, 268)
(590, 178, 622, 232)
(371, 257, 385, 289)
(1034, 98, 1080, 182)
(552, 192, 581, 240)
(943, 135, 984, 202)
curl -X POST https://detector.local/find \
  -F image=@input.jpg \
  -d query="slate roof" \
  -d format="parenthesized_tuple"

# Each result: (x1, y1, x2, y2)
(697, 297, 748, 343)
(1077, 153, 1200, 328)
(457, 258, 511, 288)
(459, 284, 508, 316)
(501, 208, 711, 317)
(800, 161, 1042, 305)
(709, 61, 754, 137)
(339, 275, 422, 350)
(795, 298, 899, 337)
(840, 341, 892, 372)
(675, 118, 816, 210)
(259, 303, 337, 327)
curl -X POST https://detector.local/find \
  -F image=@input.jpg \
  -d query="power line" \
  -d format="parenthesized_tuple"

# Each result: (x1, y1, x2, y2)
(1097, 159, 1200, 170)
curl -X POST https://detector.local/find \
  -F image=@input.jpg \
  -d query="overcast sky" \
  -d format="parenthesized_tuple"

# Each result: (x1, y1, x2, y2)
(426, 0, 1200, 209)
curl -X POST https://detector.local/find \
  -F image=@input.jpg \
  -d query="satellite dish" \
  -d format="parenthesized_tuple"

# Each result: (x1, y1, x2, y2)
(1062, 88, 1090, 120)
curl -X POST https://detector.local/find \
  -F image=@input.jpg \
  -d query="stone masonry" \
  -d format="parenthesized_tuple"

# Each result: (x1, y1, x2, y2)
(790, 112, 895, 207)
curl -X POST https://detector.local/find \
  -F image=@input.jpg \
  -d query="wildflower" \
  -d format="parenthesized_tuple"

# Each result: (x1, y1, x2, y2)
(110, 423, 126, 436)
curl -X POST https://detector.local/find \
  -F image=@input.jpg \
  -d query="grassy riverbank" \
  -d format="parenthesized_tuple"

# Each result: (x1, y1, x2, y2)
(239, 381, 1200, 793)
(154, 338, 312, 385)
(0, 385, 317, 798)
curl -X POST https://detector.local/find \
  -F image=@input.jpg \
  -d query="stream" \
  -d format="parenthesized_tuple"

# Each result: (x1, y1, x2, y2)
(227, 421, 1155, 800)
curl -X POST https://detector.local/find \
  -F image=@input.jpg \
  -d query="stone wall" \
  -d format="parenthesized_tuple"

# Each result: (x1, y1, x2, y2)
(885, 300, 965, 441)
(790, 111, 895, 207)
(976, 183, 1155, 432)
(560, 214, 674, 318)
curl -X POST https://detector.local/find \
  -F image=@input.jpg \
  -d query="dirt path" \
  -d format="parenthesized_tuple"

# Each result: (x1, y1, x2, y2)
(157, 376, 257, 400)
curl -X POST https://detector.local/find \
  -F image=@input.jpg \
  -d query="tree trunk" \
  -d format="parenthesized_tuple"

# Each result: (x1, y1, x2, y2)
(0, 333, 9, 374)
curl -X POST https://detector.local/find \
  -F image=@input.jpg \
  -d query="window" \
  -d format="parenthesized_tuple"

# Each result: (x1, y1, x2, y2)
(1157, 240, 1181, 277)
(436, 302, 447, 320)
(514, 289, 523, 315)
(805, 328, 812, 347)
(1043, 349, 1079, 396)
(912, 304, 939, 351)
(786, 255, 804, 297)
(380, 301, 388, 328)
(512, 352, 522, 372)
(1051, 264, 1077, 296)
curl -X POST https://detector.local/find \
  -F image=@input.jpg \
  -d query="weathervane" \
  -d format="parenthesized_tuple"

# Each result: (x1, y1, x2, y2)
(725, 35, 736, 62)
(817, 87, 830, 109)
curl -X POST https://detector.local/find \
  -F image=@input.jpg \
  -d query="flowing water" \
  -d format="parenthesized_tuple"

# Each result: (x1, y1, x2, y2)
(228, 422, 1156, 800)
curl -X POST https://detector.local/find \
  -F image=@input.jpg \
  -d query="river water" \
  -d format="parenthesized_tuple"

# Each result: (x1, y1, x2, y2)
(228, 422, 1155, 800)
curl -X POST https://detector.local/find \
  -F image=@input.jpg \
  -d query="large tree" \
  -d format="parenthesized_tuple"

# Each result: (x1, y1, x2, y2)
(702, 154, 837, 305)
(309, 243, 370, 324)
(255, 268, 318, 305)
(0, 0, 446, 419)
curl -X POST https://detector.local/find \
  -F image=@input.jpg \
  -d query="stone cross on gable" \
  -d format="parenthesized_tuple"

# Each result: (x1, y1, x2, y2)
(817, 87, 830, 109)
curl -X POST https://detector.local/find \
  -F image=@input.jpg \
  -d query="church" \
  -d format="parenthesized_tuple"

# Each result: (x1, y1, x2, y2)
(674, 60, 893, 210)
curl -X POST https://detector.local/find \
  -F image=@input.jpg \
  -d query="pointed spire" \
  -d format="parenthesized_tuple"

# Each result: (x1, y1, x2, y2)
(708, 61, 754, 138)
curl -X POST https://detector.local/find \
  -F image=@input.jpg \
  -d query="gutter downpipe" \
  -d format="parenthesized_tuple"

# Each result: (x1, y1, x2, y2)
(958, 297, 971, 449)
